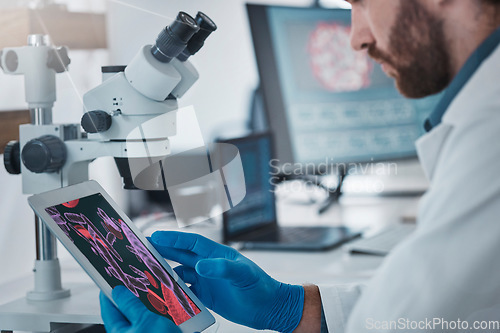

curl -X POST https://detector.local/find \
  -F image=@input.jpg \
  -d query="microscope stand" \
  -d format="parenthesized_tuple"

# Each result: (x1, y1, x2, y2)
(0, 283, 102, 332)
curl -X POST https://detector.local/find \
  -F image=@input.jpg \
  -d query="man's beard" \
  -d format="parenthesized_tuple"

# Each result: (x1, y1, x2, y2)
(368, 1, 453, 98)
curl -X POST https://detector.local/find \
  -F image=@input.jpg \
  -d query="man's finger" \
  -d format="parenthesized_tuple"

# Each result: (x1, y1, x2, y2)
(195, 258, 258, 288)
(174, 265, 199, 285)
(99, 291, 129, 333)
(173, 266, 203, 301)
(151, 231, 238, 260)
(152, 244, 200, 267)
(111, 286, 151, 324)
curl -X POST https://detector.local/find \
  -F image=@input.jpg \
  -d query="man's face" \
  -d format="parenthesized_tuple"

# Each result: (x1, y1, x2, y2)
(348, 0, 452, 98)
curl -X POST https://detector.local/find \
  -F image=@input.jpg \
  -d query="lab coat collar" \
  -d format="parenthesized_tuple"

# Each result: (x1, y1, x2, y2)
(416, 123, 453, 181)
(417, 32, 500, 180)
(424, 26, 500, 132)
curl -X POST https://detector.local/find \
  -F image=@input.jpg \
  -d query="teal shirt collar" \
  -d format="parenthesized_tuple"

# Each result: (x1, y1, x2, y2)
(424, 26, 500, 132)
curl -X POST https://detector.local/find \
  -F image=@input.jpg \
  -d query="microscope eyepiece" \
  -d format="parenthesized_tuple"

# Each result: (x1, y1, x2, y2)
(151, 12, 199, 63)
(195, 12, 218, 35)
(177, 12, 217, 61)
(170, 12, 199, 42)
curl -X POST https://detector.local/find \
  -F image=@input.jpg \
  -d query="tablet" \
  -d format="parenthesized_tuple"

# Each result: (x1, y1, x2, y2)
(28, 180, 216, 333)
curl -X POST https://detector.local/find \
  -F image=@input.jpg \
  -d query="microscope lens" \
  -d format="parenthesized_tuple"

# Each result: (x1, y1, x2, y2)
(177, 12, 217, 61)
(151, 12, 199, 63)
(195, 12, 217, 33)
(170, 12, 199, 42)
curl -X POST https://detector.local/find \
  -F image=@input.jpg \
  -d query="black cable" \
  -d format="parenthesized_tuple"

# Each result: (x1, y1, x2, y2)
(317, 164, 348, 214)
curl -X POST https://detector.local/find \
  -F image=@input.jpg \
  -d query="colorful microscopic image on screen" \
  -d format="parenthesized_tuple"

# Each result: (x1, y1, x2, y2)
(45, 194, 201, 325)
(308, 22, 373, 92)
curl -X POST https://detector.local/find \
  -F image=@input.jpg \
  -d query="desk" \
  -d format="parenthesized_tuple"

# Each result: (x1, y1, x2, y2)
(0, 194, 421, 332)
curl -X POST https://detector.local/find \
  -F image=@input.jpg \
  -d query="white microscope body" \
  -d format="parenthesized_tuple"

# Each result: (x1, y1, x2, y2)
(0, 11, 217, 332)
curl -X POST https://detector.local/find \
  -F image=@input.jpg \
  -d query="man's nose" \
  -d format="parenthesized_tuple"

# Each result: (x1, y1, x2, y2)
(350, 9, 375, 51)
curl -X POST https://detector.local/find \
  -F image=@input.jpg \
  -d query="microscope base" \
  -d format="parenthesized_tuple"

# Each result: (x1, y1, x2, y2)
(0, 283, 102, 332)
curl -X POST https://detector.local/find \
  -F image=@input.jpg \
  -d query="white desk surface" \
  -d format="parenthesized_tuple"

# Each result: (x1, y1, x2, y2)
(0, 193, 421, 332)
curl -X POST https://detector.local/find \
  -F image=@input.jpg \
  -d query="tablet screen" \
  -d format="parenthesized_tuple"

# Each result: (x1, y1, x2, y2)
(45, 193, 201, 325)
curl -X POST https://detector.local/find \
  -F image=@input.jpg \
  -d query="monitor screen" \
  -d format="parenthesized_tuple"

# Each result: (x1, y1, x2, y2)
(247, 4, 441, 167)
(45, 194, 201, 325)
(221, 134, 276, 237)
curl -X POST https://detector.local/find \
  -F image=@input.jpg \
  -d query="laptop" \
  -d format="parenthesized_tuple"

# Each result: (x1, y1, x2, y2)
(219, 132, 361, 251)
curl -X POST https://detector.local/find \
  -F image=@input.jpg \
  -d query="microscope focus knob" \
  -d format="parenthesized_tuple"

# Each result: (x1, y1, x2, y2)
(21, 135, 67, 174)
(47, 47, 71, 73)
(3, 141, 21, 175)
(81, 111, 112, 133)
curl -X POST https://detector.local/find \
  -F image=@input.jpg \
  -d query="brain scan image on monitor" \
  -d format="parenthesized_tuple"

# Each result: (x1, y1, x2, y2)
(308, 22, 373, 92)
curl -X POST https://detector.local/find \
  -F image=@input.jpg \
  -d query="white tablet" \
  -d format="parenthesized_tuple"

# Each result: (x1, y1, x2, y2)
(28, 180, 216, 333)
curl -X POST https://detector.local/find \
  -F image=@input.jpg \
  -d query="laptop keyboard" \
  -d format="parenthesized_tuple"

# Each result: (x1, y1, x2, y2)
(279, 227, 328, 243)
(344, 224, 416, 256)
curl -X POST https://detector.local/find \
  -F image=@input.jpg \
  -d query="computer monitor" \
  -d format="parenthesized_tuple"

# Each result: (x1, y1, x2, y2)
(219, 132, 362, 250)
(220, 133, 276, 240)
(246, 4, 441, 169)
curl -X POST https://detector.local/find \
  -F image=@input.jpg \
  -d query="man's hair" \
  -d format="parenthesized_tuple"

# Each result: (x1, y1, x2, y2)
(482, 0, 500, 19)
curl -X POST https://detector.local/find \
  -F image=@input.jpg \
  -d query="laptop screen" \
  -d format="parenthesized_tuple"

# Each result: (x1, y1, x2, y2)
(221, 133, 277, 239)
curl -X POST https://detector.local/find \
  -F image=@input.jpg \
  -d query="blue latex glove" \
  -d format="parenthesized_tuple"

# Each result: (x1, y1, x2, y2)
(100, 285, 181, 333)
(150, 231, 304, 333)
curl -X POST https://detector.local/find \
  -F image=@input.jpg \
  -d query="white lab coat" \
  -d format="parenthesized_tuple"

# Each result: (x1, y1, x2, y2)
(319, 44, 500, 332)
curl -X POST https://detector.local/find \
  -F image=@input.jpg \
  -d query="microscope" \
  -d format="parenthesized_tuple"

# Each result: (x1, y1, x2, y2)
(0, 11, 217, 332)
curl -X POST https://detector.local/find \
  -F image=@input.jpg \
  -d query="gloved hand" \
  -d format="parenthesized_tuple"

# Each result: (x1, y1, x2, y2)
(100, 285, 181, 333)
(149, 231, 304, 333)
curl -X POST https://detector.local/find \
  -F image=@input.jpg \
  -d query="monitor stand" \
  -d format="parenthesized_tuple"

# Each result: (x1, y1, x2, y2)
(317, 165, 347, 214)
(274, 164, 348, 214)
